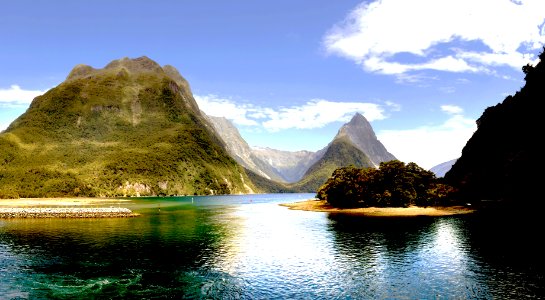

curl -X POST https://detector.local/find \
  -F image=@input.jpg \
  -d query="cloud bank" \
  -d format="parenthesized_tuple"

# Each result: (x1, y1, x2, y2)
(195, 94, 389, 131)
(0, 85, 46, 107)
(377, 105, 476, 169)
(324, 0, 545, 75)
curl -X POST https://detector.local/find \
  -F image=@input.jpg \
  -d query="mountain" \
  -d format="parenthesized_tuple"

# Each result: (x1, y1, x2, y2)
(444, 48, 545, 205)
(430, 158, 457, 178)
(0, 56, 256, 198)
(334, 113, 397, 167)
(205, 115, 286, 182)
(206, 116, 320, 183)
(207, 112, 395, 192)
(289, 136, 374, 192)
(251, 147, 321, 182)
(290, 113, 394, 192)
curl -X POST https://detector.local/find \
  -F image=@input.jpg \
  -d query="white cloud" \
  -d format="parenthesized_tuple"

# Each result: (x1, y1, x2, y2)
(0, 85, 46, 106)
(441, 104, 463, 115)
(194, 94, 259, 126)
(0, 121, 10, 132)
(377, 105, 476, 169)
(262, 100, 386, 131)
(195, 94, 390, 132)
(324, 0, 545, 75)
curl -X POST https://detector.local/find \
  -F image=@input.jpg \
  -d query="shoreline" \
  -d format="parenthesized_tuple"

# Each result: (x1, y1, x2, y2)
(279, 199, 476, 217)
(0, 197, 139, 219)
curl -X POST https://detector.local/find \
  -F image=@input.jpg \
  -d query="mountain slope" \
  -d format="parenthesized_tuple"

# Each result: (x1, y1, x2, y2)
(289, 136, 374, 192)
(290, 113, 395, 192)
(0, 56, 256, 198)
(444, 49, 545, 204)
(430, 158, 457, 178)
(205, 115, 286, 182)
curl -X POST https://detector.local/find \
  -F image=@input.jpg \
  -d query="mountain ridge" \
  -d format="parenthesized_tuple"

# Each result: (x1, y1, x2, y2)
(208, 112, 397, 193)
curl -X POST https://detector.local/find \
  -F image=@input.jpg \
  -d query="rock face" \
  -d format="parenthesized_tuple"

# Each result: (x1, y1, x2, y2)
(0, 56, 256, 198)
(444, 49, 545, 204)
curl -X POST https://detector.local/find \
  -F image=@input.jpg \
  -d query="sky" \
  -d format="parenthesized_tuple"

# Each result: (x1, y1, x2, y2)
(1, 0, 544, 170)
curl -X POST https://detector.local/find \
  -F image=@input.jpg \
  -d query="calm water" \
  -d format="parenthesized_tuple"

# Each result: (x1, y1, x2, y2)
(0, 193, 543, 299)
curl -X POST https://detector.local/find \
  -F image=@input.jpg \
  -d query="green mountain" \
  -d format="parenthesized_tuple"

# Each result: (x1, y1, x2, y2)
(288, 136, 374, 192)
(0, 56, 257, 198)
(444, 48, 545, 206)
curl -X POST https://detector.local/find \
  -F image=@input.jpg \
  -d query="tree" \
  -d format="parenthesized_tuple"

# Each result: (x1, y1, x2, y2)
(317, 160, 453, 208)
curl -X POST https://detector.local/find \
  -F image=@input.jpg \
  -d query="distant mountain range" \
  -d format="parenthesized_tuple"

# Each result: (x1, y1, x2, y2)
(209, 112, 397, 192)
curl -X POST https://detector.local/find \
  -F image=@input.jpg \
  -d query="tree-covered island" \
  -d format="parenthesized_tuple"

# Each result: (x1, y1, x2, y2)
(316, 160, 457, 208)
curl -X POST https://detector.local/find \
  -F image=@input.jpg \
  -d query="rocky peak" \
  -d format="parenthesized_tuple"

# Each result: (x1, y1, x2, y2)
(333, 113, 396, 167)
(337, 113, 376, 140)
(66, 56, 182, 82)
(104, 56, 163, 74)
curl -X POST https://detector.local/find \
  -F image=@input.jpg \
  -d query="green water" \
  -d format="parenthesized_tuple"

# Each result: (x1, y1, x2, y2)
(0, 193, 543, 299)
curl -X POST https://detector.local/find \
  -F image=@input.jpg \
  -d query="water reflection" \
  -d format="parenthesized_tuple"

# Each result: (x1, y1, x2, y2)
(326, 215, 491, 298)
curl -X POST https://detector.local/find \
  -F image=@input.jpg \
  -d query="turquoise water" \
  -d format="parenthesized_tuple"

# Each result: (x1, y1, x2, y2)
(0, 193, 543, 299)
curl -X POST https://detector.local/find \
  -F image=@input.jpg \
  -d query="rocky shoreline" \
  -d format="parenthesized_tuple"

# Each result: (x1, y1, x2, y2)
(0, 207, 139, 219)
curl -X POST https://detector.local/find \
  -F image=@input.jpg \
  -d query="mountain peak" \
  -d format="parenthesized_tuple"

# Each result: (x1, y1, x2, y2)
(104, 56, 163, 73)
(348, 112, 367, 125)
(66, 56, 179, 81)
(338, 113, 374, 139)
(334, 112, 396, 167)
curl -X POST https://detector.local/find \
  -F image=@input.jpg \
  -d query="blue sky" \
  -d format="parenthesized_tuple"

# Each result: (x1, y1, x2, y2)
(1, 0, 544, 169)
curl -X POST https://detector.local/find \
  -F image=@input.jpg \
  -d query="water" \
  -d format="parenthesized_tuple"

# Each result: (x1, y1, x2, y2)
(0, 193, 543, 299)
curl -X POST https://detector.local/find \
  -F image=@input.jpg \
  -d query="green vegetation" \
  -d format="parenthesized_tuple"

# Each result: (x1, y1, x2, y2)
(317, 160, 456, 208)
(0, 57, 256, 198)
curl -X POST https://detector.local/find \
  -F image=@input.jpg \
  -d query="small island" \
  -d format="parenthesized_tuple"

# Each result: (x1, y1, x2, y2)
(0, 198, 139, 219)
(283, 161, 476, 217)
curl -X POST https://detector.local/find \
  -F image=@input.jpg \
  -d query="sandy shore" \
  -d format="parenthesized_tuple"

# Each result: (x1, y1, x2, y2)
(280, 199, 475, 217)
(0, 197, 139, 218)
